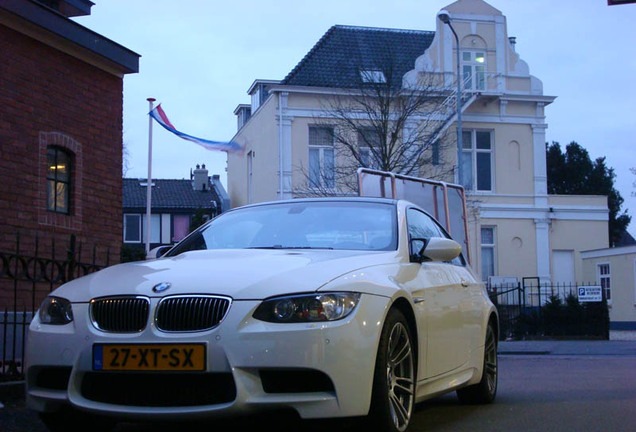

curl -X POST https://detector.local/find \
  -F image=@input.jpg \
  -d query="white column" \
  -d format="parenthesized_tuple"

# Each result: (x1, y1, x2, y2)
(534, 217, 552, 283)
(531, 123, 548, 206)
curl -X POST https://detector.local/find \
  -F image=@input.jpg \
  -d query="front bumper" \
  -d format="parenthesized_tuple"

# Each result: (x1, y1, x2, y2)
(26, 294, 389, 420)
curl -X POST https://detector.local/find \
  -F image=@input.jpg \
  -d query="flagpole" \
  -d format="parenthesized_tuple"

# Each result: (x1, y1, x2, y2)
(145, 97, 156, 254)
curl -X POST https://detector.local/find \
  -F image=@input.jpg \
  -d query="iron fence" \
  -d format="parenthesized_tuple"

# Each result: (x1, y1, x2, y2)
(488, 280, 610, 340)
(0, 232, 111, 381)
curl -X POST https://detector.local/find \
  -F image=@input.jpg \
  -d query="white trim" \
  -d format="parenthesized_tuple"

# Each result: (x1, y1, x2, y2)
(581, 245, 636, 259)
(480, 226, 497, 281)
(267, 84, 556, 104)
(283, 108, 549, 127)
(480, 208, 608, 222)
(596, 262, 612, 304)
(247, 79, 280, 95)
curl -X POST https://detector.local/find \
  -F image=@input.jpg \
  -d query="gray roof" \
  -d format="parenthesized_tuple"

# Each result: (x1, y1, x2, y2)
(282, 25, 434, 89)
(123, 179, 219, 211)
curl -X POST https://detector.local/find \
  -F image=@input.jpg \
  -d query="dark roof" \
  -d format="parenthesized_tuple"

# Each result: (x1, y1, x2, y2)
(282, 25, 434, 89)
(123, 179, 219, 211)
(0, 0, 139, 74)
(615, 229, 636, 247)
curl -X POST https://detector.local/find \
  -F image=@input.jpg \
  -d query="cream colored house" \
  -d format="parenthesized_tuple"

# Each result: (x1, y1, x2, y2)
(582, 246, 636, 330)
(227, 0, 609, 284)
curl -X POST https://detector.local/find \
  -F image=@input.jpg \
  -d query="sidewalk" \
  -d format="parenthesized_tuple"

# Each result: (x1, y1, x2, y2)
(498, 339, 636, 357)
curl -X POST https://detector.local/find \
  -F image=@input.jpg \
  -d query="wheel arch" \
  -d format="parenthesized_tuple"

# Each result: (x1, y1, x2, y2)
(488, 309, 499, 344)
(389, 297, 419, 371)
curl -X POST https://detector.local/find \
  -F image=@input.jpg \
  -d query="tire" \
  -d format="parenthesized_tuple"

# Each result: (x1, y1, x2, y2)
(39, 408, 116, 432)
(368, 308, 416, 432)
(456, 322, 498, 404)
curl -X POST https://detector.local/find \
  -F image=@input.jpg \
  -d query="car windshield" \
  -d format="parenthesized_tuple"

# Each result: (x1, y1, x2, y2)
(165, 201, 397, 256)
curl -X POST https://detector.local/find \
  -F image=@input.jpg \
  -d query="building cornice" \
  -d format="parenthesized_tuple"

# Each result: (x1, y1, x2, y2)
(0, 0, 139, 76)
(581, 245, 636, 259)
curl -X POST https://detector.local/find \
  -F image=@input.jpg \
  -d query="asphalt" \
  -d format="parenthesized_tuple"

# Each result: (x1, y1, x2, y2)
(1, 339, 635, 406)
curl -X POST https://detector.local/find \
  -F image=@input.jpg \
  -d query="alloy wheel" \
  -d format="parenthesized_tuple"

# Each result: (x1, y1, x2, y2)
(386, 322, 415, 432)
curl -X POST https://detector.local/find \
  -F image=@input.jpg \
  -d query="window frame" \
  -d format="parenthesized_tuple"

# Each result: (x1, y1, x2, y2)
(480, 226, 497, 282)
(142, 213, 162, 245)
(123, 214, 142, 243)
(461, 50, 486, 91)
(596, 262, 612, 303)
(46, 146, 72, 214)
(358, 127, 382, 170)
(461, 129, 494, 193)
(308, 126, 335, 190)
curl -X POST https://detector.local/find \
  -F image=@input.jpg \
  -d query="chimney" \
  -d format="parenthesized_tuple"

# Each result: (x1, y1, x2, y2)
(508, 36, 517, 52)
(192, 164, 209, 191)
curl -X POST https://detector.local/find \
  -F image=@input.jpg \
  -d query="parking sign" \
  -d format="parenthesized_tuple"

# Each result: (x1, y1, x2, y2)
(578, 286, 602, 302)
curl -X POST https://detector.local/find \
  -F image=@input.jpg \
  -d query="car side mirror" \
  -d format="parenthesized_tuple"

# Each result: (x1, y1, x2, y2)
(422, 237, 462, 262)
(146, 245, 171, 260)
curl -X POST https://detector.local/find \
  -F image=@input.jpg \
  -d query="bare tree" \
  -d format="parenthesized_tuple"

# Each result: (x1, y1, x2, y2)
(122, 140, 131, 177)
(295, 43, 462, 197)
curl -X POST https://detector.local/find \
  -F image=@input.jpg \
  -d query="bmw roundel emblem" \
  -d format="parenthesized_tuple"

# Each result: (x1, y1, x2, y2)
(152, 282, 171, 293)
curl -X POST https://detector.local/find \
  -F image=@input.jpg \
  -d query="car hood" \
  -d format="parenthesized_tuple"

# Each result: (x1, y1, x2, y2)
(52, 249, 400, 302)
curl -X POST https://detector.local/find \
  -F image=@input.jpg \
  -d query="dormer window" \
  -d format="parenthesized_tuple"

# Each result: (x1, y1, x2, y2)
(250, 84, 271, 112)
(461, 51, 486, 91)
(360, 70, 386, 84)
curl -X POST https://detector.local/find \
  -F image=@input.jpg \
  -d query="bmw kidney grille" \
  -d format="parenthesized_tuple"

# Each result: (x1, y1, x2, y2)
(155, 296, 231, 332)
(90, 296, 150, 333)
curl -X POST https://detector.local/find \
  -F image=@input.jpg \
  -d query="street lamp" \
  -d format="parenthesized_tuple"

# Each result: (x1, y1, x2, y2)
(437, 10, 463, 186)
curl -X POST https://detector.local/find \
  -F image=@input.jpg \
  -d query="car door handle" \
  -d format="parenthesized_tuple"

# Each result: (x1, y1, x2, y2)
(461, 279, 470, 287)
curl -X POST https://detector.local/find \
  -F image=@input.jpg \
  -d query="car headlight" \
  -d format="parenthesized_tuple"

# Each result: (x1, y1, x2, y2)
(38, 296, 73, 325)
(253, 292, 361, 323)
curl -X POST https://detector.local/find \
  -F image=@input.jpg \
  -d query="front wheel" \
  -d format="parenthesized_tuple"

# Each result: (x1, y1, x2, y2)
(456, 322, 498, 404)
(368, 309, 416, 432)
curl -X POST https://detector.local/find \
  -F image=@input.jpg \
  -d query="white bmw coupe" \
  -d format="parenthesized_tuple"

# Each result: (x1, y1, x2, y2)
(26, 198, 498, 432)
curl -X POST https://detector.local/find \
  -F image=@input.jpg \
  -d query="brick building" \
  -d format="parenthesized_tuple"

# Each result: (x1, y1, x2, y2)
(0, 0, 139, 311)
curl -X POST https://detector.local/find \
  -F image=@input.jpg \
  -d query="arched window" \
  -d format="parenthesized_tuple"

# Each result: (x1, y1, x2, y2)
(46, 146, 72, 214)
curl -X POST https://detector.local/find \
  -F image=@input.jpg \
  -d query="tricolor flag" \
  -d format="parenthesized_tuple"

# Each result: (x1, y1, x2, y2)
(149, 104, 242, 153)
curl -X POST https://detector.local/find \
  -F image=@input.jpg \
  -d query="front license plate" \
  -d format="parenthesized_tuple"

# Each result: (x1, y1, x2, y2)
(93, 344, 206, 371)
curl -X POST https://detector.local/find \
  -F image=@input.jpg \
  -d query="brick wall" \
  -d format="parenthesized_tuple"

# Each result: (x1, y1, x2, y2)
(0, 25, 124, 307)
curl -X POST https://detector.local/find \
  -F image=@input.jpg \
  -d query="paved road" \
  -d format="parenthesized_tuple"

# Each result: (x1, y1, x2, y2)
(2, 352, 635, 432)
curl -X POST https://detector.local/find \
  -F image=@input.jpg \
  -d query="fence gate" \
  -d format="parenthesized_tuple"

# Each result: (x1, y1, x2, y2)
(488, 282, 525, 339)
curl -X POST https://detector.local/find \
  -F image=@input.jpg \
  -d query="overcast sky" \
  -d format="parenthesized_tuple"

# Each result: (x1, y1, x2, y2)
(75, 0, 636, 235)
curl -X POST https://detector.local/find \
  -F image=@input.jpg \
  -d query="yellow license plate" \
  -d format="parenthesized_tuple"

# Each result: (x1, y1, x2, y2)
(93, 344, 206, 371)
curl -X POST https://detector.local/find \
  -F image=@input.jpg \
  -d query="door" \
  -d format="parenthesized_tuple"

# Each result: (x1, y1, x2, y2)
(552, 250, 575, 285)
(406, 208, 467, 378)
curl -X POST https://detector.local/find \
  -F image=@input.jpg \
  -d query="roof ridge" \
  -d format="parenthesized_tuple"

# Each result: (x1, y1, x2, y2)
(333, 24, 433, 35)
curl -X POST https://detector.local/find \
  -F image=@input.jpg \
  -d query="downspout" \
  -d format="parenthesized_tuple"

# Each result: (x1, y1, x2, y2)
(278, 91, 284, 200)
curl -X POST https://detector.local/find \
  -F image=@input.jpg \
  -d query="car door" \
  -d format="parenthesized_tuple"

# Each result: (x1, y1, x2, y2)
(406, 208, 467, 378)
